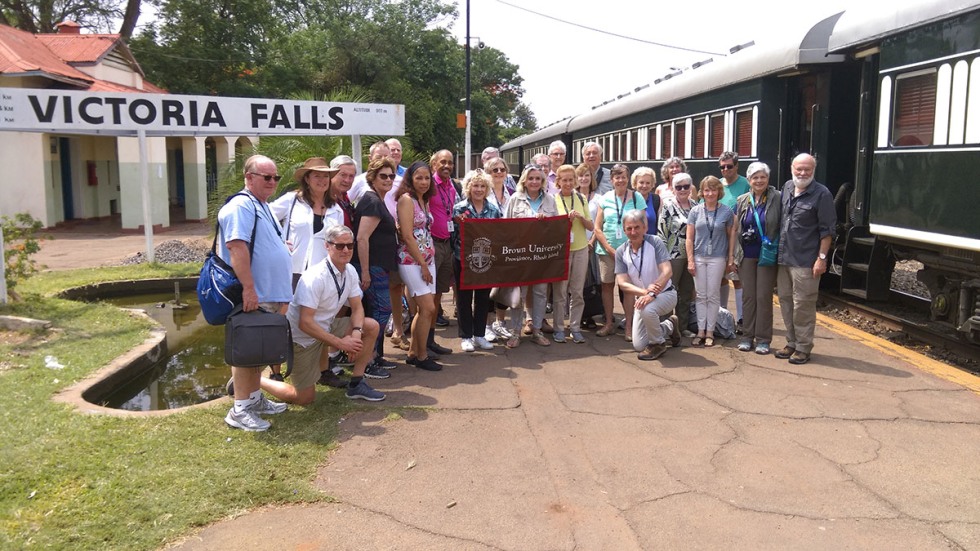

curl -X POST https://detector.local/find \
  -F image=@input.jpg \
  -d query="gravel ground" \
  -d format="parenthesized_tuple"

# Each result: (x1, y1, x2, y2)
(118, 239, 211, 265)
(891, 260, 930, 298)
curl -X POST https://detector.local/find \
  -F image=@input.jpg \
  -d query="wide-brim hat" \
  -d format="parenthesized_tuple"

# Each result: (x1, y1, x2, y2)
(293, 157, 338, 183)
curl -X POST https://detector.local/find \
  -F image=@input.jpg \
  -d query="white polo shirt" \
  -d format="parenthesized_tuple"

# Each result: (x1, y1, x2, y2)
(287, 257, 362, 348)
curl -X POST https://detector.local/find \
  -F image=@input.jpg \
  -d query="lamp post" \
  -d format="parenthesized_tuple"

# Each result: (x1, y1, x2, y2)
(464, 0, 471, 173)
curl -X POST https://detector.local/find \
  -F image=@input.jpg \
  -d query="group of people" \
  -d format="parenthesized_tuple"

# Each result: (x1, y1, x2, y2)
(216, 139, 835, 432)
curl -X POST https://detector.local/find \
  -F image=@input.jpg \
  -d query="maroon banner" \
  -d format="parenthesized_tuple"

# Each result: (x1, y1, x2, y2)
(459, 216, 570, 290)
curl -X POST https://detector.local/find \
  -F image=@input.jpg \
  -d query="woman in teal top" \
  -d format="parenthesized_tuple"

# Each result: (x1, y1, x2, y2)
(593, 164, 643, 339)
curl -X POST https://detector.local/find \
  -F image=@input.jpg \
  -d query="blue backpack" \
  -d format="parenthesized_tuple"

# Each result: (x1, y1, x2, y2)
(197, 193, 257, 325)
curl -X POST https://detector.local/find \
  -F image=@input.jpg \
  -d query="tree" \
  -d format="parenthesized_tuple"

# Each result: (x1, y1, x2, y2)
(500, 102, 538, 143)
(0, 0, 126, 33)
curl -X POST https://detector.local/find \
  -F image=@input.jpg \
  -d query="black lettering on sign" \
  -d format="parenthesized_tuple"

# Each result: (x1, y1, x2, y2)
(202, 102, 225, 127)
(251, 103, 268, 127)
(63, 96, 72, 123)
(162, 100, 184, 126)
(328, 106, 344, 130)
(79, 97, 103, 124)
(129, 99, 156, 125)
(28, 95, 57, 123)
(105, 98, 126, 124)
(293, 105, 311, 130)
(269, 105, 290, 128)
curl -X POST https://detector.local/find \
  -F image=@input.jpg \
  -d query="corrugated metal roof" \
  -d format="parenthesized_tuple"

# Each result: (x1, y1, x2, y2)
(0, 24, 92, 83)
(35, 34, 118, 64)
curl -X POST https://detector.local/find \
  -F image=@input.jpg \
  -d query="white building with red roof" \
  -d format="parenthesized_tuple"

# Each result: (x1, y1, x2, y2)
(0, 21, 255, 229)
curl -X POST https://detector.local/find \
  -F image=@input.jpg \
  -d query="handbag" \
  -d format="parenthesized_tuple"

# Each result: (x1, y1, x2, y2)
(224, 305, 293, 368)
(750, 194, 778, 267)
(197, 193, 257, 325)
(489, 285, 521, 309)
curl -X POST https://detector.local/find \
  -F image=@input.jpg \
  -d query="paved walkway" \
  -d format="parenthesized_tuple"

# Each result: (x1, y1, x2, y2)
(172, 307, 980, 550)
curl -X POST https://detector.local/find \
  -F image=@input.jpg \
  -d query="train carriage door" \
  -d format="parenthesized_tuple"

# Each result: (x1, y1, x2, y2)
(851, 54, 880, 227)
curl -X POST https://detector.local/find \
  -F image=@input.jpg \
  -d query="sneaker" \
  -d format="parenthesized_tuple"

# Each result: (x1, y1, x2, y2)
(428, 341, 452, 356)
(268, 372, 285, 382)
(364, 362, 391, 379)
(571, 331, 586, 344)
(491, 321, 513, 339)
(541, 320, 555, 334)
(735, 319, 744, 335)
(681, 329, 696, 338)
(225, 407, 270, 432)
(317, 370, 348, 388)
(415, 357, 443, 371)
(329, 352, 354, 370)
(373, 357, 398, 370)
(346, 380, 386, 401)
(435, 314, 450, 327)
(473, 336, 494, 350)
(669, 315, 681, 347)
(385, 317, 394, 337)
(638, 342, 668, 361)
(461, 338, 476, 352)
(483, 327, 497, 342)
(553, 331, 566, 343)
(225, 377, 235, 396)
(617, 318, 626, 330)
(252, 395, 288, 415)
(530, 330, 551, 346)
(737, 340, 753, 352)
(774, 346, 796, 359)
(755, 342, 771, 355)
(545, 302, 553, 314)
(788, 351, 811, 365)
(505, 336, 521, 349)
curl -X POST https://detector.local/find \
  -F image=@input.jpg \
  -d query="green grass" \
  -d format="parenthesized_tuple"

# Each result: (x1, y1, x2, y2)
(0, 266, 357, 549)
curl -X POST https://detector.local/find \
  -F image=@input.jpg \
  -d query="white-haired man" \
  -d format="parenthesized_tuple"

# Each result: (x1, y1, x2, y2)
(349, 141, 391, 203)
(546, 140, 566, 194)
(583, 142, 612, 194)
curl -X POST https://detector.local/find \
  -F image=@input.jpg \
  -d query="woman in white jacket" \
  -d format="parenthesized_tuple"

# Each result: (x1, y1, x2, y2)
(270, 157, 345, 289)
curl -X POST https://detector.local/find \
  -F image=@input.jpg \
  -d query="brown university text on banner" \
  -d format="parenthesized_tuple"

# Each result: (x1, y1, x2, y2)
(459, 216, 570, 290)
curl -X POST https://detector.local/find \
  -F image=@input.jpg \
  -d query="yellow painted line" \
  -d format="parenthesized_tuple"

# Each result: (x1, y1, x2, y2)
(815, 312, 980, 395)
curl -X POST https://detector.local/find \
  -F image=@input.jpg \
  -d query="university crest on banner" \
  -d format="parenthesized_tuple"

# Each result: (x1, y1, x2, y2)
(459, 216, 570, 290)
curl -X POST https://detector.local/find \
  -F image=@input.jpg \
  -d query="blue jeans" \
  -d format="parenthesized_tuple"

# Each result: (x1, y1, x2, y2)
(363, 265, 392, 358)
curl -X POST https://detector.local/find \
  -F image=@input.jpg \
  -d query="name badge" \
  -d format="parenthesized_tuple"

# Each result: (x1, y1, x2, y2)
(447, 221, 454, 232)
(616, 227, 623, 240)
(570, 231, 575, 244)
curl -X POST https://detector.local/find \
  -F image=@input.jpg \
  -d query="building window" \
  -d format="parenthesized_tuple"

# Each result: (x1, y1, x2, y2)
(709, 114, 725, 157)
(735, 110, 753, 157)
(674, 121, 686, 158)
(693, 118, 706, 158)
(891, 70, 937, 146)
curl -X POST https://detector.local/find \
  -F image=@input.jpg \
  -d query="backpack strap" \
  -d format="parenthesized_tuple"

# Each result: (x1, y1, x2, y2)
(212, 192, 259, 264)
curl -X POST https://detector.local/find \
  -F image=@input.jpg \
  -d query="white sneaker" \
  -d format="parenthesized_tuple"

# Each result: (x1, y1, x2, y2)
(225, 407, 270, 431)
(460, 338, 475, 352)
(483, 326, 497, 342)
(251, 395, 287, 415)
(473, 336, 494, 350)
(491, 320, 513, 339)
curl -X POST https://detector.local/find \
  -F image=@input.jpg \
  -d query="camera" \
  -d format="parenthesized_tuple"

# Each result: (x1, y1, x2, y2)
(741, 226, 759, 244)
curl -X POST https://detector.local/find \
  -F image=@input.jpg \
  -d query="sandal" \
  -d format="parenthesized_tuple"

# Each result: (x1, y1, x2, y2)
(704, 337, 714, 347)
(691, 336, 703, 347)
(390, 335, 411, 350)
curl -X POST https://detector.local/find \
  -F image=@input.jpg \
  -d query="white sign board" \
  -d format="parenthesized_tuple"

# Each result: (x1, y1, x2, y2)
(0, 88, 404, 137)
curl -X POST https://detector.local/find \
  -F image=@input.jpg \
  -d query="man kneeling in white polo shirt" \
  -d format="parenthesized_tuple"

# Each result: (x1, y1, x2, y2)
(261, 225, 385, 403)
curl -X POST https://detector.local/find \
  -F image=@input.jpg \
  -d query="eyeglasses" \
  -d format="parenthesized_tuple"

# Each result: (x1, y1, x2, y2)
(249, 172, 282, 182)
(490, 167, 507, 174)
(719, 164, 735, 170)
(377, 173, 395, 181)
(329, 242, 355, 250)
(673, 184, 691, 190)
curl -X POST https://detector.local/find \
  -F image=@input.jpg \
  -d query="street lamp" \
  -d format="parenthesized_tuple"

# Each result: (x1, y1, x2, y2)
(464, 0, 472, 173)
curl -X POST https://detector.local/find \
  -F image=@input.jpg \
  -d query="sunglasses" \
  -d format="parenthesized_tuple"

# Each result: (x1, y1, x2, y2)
(377, 173, 395, 181)
(249, 172, 282, 182)
(719, 164, 735, 170)
(490, 167, 507, 174)
(673, 184, 691, 190)
(329, 242, 355, 250)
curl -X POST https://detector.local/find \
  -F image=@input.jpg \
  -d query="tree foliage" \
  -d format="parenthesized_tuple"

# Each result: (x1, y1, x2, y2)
(129, 0, 533, 156)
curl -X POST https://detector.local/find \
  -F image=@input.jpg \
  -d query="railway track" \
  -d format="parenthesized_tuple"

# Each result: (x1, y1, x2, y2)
(819, 289, 980, 374)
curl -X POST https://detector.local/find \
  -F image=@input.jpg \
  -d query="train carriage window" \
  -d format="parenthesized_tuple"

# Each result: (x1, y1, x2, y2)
(648, 127, 658, 160)
(735, 110, 753, 157)
(630, 130, 638, 161)
(619, 132, 628, 161)
(661, 125, 673, 159)
(968, 59, 980, 143)
(693, 118, 706, 158)
(709, 114, 724, 157)
(674, 121, 686, 158)
(891, 70, 936, 147)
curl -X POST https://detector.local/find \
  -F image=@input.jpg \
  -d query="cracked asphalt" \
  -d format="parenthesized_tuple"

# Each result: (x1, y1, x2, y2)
(173, 305, 980, 551)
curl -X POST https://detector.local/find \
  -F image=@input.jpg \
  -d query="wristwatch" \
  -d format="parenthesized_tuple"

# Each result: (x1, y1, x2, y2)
(818, 253, 827, 261)
(647, 291, 656, 298)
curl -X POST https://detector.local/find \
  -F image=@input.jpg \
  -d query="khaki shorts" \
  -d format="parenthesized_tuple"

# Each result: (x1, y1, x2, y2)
(597, 253, 617, 284)
(290, 317, 351, 390)
(434, 239, 454, 293)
